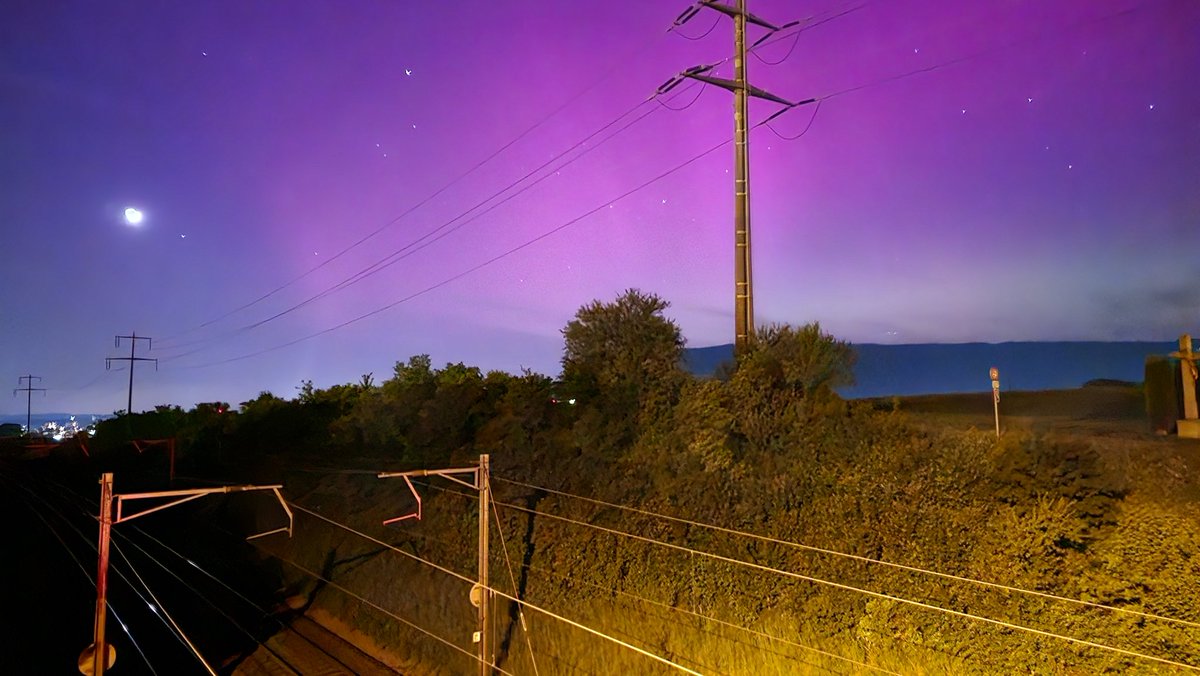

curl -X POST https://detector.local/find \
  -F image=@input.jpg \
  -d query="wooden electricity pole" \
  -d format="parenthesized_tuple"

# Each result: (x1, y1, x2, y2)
(668, 1, 813, 354)
(106, 333, 156, 415)
(378, 454, 492, 675)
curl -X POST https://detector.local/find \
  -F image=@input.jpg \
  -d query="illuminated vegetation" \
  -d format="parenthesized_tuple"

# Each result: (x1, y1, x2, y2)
(91, 290, 1200, 674)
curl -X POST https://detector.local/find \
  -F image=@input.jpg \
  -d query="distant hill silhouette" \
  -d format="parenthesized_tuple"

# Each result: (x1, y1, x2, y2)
(683, 341, 1177, 398)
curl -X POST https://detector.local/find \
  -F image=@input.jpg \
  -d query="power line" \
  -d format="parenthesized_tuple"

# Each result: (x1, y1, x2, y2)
(489, 584, 704, 676)
(38, 476, 363, 673)
(110, 539, 217, 675)
(159, 77, 710, 366)
(821, 0, 1164, 103)
(494, 477, 1200, 631)
(246, 540, 508, 674)
(480, 491, 899, 674)
(124, 524, 360, 673)
(109, 529, 303, 675)
(488, 487, 542, 676)
(656, 79, 708, 111)
(750, 3, 868, 65)
(671, 13, 721, 41)
(174, 133, 733, 369)
(1, 475, 159, 675)
(18, 475, 291, 672)
(765, 99, 822, 140)
(37, 476, 403, 674)
(233, 100, 663, 334)
(18, 482, 206, 661)
(157, 96, 662, 363)
(156, 27, 673, 348)
(155, 17, 811, 364)
(7, 474, 238, 674)
(287, 500, 702, 674)
(485, 496, 1200, 672)
(165, 0, 1166, 372)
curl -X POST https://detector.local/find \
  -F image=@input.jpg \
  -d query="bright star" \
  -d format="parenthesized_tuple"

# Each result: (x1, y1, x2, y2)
(124, 207, 144, 225)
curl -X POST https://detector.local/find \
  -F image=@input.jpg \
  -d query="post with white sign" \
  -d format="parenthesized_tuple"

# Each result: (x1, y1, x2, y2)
(990, 367, 1001, 438)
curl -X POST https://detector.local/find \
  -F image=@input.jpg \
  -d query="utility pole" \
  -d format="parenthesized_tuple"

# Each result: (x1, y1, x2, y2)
(86, 476, 292, 675)
(378, 455, 492, 675)
(89, 473, 115, 676)
(477, 454, 491, 676)
(13, 374, 46, 434)
(666, 1, 814, 354)
(106, 333, 156, 415)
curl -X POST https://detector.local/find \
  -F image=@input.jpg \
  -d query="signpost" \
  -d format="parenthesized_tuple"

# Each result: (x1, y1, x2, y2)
(990, 367, 1001, 438)
(1171, 334, 1199, 438)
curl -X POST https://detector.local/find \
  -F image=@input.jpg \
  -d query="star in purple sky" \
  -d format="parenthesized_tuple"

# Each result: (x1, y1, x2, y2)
(1, 0, 1197, 414)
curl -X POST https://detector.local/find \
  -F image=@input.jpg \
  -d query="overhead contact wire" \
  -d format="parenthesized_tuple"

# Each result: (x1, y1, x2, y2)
(494, 477, 1200, 629)
(487, 497, 1200, 672)
(286, 501, 702, 674)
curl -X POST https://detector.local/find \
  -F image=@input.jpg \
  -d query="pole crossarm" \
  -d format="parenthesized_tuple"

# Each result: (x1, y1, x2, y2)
(378, 466, 479, 490)
(683, 72, 800, 106)
(13, 374, 46, 395)
(698, 0, 779, 30)
(107, 332, 157, 414)
(114, 484, 293, 538)
(377, 465, 481, 522)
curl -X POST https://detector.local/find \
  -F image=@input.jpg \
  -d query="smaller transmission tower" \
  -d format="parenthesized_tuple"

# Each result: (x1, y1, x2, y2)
(106, 333, 156, 415)
(13, 374, 46, 433)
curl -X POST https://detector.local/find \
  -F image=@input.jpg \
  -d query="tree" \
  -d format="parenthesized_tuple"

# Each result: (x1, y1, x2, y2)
(561, 289, 687, 452)
(561, 289, 685, 397)
(737, 322, 855, 395)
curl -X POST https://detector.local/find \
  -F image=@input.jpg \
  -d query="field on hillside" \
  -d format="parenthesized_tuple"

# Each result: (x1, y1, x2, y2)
(894, 383, 1150, 435)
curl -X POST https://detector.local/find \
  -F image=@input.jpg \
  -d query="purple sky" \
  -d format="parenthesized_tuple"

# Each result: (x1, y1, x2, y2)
(2, 0, 1198, 414)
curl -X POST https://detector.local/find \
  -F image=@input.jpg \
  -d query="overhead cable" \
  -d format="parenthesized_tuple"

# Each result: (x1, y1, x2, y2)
(287, 501, 702, 674)
(487, 496, 1200, 672)
(493, 477, 1200, 630)
(477, 489, 902, 672)
(174, 133, 732, 368)
(157, 28, 673, 346)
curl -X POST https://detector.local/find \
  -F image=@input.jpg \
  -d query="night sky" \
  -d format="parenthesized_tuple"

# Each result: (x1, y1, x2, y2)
(2, 0, 1197, 415)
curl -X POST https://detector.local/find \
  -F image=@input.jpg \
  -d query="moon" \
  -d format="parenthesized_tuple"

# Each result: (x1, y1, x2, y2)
(124, 207, 144, 225)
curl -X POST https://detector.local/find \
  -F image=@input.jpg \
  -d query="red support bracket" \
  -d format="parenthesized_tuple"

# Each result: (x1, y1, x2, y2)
(382, 475, 422, 525)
